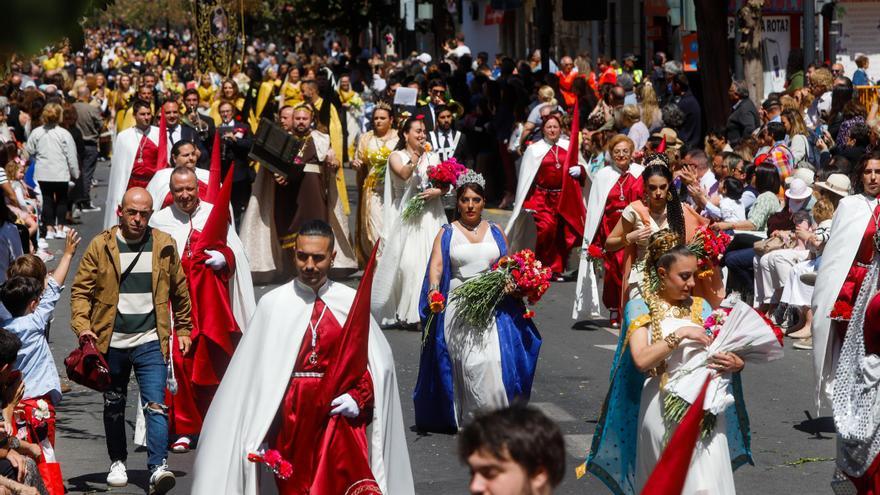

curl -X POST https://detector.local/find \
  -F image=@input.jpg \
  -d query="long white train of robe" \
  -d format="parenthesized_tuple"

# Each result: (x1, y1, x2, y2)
(103, 125, 164, 228)
(571, 162, 644, 320)
(811, 194, 876, 414)
(190, 279, 414, 495)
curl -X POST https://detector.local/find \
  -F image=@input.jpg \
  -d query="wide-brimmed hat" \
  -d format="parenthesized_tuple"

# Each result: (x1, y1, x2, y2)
(814, 173, 851, 197)
(652, 128, 683, 149)
(785, 167, 815, 187)
(785, 178, 812, 200)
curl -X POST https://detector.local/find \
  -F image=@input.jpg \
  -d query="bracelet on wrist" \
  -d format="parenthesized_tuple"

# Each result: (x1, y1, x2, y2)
(664, 332, 682, 350)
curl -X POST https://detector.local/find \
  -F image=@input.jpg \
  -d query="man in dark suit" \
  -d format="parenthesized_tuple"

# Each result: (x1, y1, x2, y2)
(217, 101, 254, 226)
(671, 74, 702, 150)
(726, 80, 761, 146)
(416, 79, 448, 132)
(161, 100, 209, 169)
(182, 88, 215, 169)
(428, 105, 472, 167)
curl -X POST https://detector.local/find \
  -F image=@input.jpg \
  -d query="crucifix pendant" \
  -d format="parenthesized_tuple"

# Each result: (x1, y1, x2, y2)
(308, 351, 318, 365)
(619, 191, 626, 201)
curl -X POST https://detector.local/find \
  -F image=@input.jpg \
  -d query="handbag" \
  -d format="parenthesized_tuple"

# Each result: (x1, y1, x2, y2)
(63, 336, 111, 392)
(753, 235, 797, 256)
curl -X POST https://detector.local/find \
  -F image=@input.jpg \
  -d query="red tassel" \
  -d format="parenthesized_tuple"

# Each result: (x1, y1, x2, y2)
(640, 375, 712, 495)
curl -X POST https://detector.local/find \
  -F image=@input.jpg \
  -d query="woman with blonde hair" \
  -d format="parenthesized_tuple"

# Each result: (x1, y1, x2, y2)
(781, 108, 811, 167)
(618, 105, 650, 151)
(518, 86, 558, 149)
(573, 134, 646, 326)
(637, 83, 663, 131)
(209, 78, 245, 125)
(24, 103, 78, 239)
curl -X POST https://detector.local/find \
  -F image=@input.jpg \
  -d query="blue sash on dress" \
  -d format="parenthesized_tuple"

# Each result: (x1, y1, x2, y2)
(584, 298, 753, 494)
(413, 222, 543, 433)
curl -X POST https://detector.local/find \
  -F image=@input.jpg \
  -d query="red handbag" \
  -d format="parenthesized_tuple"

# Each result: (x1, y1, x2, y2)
(64, 336, 112, 392)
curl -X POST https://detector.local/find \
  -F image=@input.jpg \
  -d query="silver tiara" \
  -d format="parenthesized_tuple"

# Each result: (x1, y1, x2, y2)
(456, 169, 486, 189)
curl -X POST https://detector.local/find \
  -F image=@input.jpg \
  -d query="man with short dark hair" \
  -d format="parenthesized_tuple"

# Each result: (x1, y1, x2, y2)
(417, 79, 448, 132)
(217, 100, 254, 225)
(104, 100, 164, 229)
(193, 219, 413, 494)
(459, 405, 566, 495)
(671, 74, 702, 149)
(182, 88, 215, 163)
(766, 121, 795, 181)
(73, 85, 103, 212)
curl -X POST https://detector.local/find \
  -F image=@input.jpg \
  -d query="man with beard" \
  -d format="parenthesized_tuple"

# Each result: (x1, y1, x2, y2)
(241, 105, 356, 282)
(192, 219, 413, 495)
(149, 166, 255, 454)
(104, 100, 165, 229)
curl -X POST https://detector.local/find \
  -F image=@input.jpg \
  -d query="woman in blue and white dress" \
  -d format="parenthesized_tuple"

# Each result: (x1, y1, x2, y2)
(372, 116, 446, 328)
(413, 171, 542, 432)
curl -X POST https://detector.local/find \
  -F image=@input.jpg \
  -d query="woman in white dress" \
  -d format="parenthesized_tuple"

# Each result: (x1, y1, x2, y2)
(413, 173, 542, 432)
(371, 116, 446, 328)
(585, 230, 752, 494)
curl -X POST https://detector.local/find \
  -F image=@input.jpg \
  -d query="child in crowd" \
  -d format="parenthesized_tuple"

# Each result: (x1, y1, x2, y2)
(5, 160, 44, 260)
(704, 177, 746, 224)
(0, 230, 79, 494)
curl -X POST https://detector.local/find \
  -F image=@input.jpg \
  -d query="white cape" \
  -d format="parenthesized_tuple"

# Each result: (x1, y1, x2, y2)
(571, 162, 644, 320)
(104, 126, 164, 228)
(149, 201, 256, 331)
(145, 167, 211, 210)
(191, 280, 414, 495)
(505, 138, 581, 252)
(811, 194, 875, 414)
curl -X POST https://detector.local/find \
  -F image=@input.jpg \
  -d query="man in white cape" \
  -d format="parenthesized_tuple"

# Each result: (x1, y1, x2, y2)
(146, 140, 210, 211)
(148, 166, 255, 450)
(571, 156, 644, 321)
(104, 100, 167, 228)
(240, 105, 357, 284)
(191, 220, 413, 494)
(812, 192, 879, 414)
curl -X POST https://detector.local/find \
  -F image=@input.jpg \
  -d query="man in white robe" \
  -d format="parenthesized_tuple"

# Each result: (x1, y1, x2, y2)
(191, 220, 413, 494)
(146, 140, 210, 211)
(104, 100, 166, 228)
(149, 167, 255, 451)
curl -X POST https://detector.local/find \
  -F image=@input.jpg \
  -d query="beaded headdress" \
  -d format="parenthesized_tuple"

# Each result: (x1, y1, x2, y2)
(456, 169, 486, 189)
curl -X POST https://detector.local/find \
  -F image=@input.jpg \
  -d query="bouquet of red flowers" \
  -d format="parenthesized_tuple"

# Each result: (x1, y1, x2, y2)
(584, 244, 605, 279)
(687, 226, 731, 278)
(423, 291, 446, 344)
(401, 157, 467, 221)
(450, 249, 551, 328)
(248, 449, 293, 480)
(831, 300, 853, 321)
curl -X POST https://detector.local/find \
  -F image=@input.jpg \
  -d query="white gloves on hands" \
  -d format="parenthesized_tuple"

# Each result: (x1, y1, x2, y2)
(204, 249, 227, 270)
(568, 166, 582, 179)
(330, 393, 360, 418)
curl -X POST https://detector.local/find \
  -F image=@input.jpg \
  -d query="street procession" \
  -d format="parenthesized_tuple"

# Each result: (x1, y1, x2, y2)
(0, 0, 879, 493)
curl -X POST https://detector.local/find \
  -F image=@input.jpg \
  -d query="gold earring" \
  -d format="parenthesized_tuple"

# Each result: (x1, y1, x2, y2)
(666, 191, 673, 201)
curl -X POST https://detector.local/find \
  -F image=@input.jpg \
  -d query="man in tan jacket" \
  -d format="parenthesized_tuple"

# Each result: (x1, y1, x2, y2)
(71, 187, 192, 494)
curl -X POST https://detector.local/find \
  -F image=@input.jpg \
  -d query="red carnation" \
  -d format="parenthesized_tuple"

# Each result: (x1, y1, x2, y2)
(277, 460, 293, 479)
(263, 449, 282, 466)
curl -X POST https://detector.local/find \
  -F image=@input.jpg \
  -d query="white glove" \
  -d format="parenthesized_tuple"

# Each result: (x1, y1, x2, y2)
(568, 166, 582, 179)
(330, 393, 360, 418)
(204, 249, 227, 270)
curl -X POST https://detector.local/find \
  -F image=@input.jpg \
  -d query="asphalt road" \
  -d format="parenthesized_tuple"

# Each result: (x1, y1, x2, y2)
(48, 161, 837, 494)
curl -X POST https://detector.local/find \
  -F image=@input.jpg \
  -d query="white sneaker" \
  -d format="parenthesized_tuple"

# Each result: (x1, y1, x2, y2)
(149, 460, 176, 494)
(37, 238, 48, 249)
(106, 460, 127, 487)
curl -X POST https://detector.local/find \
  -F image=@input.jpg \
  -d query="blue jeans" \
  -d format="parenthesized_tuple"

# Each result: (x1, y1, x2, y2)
(103, 340, 168, 470)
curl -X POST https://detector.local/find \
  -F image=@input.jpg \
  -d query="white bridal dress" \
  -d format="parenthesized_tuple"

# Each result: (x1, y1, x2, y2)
(444, 225, 508, 426)
(372, 149, 445, 325)
(635, 314, 736, 495)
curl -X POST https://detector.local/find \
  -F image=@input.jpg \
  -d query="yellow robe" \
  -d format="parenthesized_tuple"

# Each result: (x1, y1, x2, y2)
(313, 97, 348, 215)
(255, 79, 281, 119)
(280, 81, 302, 108)
(198, 85, 216, 107)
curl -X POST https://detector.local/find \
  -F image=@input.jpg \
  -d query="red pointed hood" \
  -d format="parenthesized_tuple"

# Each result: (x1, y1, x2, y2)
(155, 108, 169, 170)
(193, 164, 234, 253)
(657, 136, 667, 153)
(207, 131, 222, 203)
(640, 375, 711, 495)
(559, 99, 586, 238)
(325, 242, 380, 399)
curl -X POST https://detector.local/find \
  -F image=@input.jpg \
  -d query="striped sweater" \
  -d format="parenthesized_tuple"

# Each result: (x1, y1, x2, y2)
(110, 231, 158, 348)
